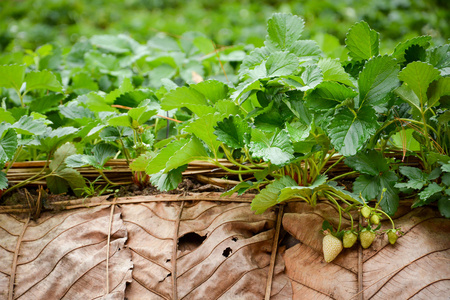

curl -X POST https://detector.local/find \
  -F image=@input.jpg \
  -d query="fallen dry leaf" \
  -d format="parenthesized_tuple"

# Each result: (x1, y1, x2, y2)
(122, 200, 292, 299)
(0, 205, 132, 300)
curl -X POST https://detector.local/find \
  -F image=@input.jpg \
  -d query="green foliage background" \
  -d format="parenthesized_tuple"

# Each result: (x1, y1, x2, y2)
(1, 0, 448, 52)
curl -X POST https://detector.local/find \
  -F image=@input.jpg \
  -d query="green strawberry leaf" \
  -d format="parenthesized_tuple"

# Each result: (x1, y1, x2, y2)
(160, 86, 207, 110)
(397, 61, 441, 108)
(191, 80, 229, 104)
(214, 115, 250, 149)
(65, 143, 116, 169)
(345, 149, 389, 176)
(184, 113, 224, 154)
(130, 152, 155, 172)
(128, 106, 157, 126)
(277, 175, 327, 203)
(438, 197, 450, 218)
(164, 137, 209, 173)
(427, 77, 450, 108)
(427, 44, 450, 73)
(390, 128, 421, 152)
(395, 166, 428, 190)
(92, 143, 117, 167)
(266, 13, 304, 51)
(358, 55, 400, 107)
(392, 36, 432, 63)
(146, 139, 189, 174)
(299, 64, 322, 91)
(318, 58, 355, 87)
(288, 40, 322, 62)
(222, 181, 254, 197)
(34, 127, 79, 153)
(0, 128, 18, 165)
(90, 34, 135, 54)
(327, 106, 378, 156)
(285, 122, 310, 143)
(0, 108, 15, 124)
(11, 116, 48, 135)
(251, 176, 297, 214)
(24, 70, 63, 93)
(353, 171, 399, 215)
(47, 143, 85, 197)
(107, 114, 132, 127)
(249, 128, 294, 166)
(419, 182, 444, 201)
(0, 170, 7, 190)
(306, 81, 357, 111)
(150, 165, 187, 192)
(345, 21, 379, 61)
(0, 64, 26, 90)
(265, 51, 299, 77)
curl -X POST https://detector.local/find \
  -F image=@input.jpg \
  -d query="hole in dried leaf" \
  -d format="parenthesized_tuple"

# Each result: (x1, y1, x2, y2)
(222, 247, 232, 257)
(280, 231, 300, 250)
(232, 237, 238, 242)
(166, 259, 171, 263)
(178, 232, 206, 252)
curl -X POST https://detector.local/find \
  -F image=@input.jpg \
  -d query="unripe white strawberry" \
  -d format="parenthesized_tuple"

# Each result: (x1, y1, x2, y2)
(323, 234, 343, 263)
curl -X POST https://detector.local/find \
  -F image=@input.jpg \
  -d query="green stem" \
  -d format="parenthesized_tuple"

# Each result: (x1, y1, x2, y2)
(3, 157, 51, 196)
(98, 169, 131, 186)
(221, 144, 253, 171)
(322, 155, 343, 176)
(327, 171, 358, 183)
(209, 159, 258, 174)
(4, 145, 23, 174)
(374, 208, 396, 229)
(325, 194, 343, 232)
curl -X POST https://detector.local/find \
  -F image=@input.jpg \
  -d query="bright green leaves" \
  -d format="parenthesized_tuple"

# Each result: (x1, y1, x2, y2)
(306, 82, 357, 111)
(161, 80, 229, 115)
(277, 175, 327, 203)
(318, 58, 355, 87)
(346, 150, 399, 215)
(145, 137, 208, 190)
(358, 55, 400, 107)
(345, 21, 379, 61)
(327, 106, 378, 156)
(47, 143, 86, 196)
(0, 128, 18, 165)
(191, 80, 229, 103)
(392, 36, 432, 64)
(11, 115, 48, 135)
(395, 166, 428, 190)
(249, 129, 294, 166)
(251, 176, 297, 214)
(146, 139, 189, 174)
(145, 138, 207, 174)
(24, 70, 63, 93)
(0, 64, 62, 94)
(184, 113, 224, 154)
(0, 64, 26, 90)
(214, 115, 250, 149)
(66, 143, 117, 169)
(266, 13, 305, 51)
(161, 86, 207, 110)
(396, 61, 441, 112)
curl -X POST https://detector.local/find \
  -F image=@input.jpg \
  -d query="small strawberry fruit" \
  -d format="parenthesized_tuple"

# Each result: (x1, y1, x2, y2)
(370, 214, 380, 225)
(387, 229, 399, 245)
(343, 231, 358, 248)
(360, 229, 376, 248)
(361, 206, 371, 219)
(323, 233, 343, 263)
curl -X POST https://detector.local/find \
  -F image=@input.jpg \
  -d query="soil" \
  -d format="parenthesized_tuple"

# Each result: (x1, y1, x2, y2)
(0, 176, 226, 208)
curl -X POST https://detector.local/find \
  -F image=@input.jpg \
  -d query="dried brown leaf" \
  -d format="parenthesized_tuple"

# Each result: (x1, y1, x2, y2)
(0, 206, 132, 300)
